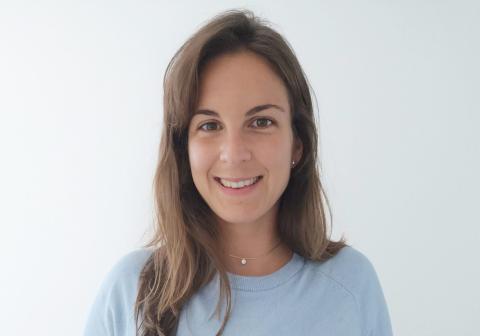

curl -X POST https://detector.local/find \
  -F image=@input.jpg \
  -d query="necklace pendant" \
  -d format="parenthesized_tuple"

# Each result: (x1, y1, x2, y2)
(241, 258, 247, 265)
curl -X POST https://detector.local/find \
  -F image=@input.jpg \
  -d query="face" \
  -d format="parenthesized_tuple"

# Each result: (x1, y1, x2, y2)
(187, 51, 302, 228)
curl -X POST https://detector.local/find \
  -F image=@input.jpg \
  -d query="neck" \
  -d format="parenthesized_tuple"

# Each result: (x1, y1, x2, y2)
(215, 202, 293, 276)
(223, 242, 293, 276)
(217, 217, 293, 276)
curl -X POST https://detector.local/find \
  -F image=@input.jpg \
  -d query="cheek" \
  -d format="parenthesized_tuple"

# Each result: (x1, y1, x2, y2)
(188, 140, 215, 179)
(257, 135, 292, 168)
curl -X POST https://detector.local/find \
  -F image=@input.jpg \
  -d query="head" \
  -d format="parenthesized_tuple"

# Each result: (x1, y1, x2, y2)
(188, 49, 303, 230)
(161, 9, 321, 247)
(135, 9, 347, 336)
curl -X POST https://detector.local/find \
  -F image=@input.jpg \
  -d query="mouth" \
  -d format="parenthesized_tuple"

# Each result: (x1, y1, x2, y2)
(214, 176, 263, 189)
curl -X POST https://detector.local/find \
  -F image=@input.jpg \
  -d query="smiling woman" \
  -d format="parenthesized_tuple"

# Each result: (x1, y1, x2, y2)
(188, 51, 302, 257)
(84, 9, 393, 336)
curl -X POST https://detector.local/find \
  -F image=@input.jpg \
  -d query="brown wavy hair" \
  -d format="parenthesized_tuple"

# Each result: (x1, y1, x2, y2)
(134, 8, 348, 336)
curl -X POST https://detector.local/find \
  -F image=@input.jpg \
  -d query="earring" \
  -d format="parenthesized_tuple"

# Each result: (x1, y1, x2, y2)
(291, 160, 295, 168)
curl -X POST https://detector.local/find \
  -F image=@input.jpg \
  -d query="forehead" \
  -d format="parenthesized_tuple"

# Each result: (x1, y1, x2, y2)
(197, 51, 290, 113)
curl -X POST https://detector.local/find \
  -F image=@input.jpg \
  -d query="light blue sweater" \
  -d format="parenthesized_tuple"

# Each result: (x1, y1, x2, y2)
(84, 246, 393, 335)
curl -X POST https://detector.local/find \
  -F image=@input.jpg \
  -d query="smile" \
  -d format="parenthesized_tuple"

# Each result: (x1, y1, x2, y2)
(214, 176, 263, 189)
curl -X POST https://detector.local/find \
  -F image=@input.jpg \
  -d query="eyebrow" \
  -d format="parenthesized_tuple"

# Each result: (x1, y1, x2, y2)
(194, 104, 284, 118)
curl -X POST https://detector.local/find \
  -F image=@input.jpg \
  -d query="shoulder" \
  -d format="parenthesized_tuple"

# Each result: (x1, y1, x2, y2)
(104, 248, 154, 287)
(98, 248, 154, 306)
(83, 248, 154, 336)
(96, 248, 154, 302)
(311, 245, 378, 292)
(304, 245, 393, 336)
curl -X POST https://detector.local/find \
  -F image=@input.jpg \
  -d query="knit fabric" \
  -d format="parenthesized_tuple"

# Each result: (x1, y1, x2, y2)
(83, 246, 393, 336)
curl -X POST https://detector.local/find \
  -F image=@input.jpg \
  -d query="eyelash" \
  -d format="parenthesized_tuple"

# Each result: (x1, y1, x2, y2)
(198, 118, 274, 132)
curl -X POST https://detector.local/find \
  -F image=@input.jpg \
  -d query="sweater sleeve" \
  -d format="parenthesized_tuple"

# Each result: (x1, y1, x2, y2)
(83, 270, 115, 336)
(324, 246, 393, 336)
(83, 249, 152, 336)
(349, 248, 393, 336)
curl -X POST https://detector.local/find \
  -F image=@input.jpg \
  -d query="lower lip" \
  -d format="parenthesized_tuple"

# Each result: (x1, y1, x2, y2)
(215, 176, 263, 196)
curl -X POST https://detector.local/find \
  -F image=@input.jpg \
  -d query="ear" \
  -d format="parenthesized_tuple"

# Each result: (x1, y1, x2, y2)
(292, 135, 303, 164)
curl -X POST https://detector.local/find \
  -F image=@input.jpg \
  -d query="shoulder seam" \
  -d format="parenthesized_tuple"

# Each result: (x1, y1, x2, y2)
(317, 269, 365, 336)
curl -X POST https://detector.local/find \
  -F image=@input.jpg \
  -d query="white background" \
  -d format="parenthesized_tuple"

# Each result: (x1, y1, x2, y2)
(1, 1, 479, 335)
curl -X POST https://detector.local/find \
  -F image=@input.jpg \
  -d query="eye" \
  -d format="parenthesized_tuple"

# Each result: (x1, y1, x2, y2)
(198, 121, 221, 132)
(251, 118, 273, 128)
(197, 118, 274, 132)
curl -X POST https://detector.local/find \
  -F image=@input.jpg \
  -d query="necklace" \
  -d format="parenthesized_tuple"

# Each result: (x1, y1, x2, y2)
(228, 239, 283, 266)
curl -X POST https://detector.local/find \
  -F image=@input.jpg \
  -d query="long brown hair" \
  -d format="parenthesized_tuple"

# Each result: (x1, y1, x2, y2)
(134, 9, 347, 336)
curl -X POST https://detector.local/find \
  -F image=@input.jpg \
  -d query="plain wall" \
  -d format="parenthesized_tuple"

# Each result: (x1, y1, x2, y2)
(0, 1, 478, 335)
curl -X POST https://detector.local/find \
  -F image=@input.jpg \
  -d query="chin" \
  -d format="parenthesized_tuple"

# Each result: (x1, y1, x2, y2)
(215, 211, 263, 226)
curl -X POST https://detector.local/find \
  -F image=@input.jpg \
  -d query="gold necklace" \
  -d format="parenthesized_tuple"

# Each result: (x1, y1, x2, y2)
(227, 240, 283, 266)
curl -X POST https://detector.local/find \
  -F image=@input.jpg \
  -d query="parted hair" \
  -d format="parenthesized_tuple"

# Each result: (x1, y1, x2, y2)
(134, 9, 347, 336)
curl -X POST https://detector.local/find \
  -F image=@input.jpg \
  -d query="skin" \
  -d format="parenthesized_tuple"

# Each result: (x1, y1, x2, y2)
(188, 50, 303, 276)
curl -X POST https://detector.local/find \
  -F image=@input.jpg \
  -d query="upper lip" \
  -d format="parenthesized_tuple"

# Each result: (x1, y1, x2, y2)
(215, 176, 262, 182)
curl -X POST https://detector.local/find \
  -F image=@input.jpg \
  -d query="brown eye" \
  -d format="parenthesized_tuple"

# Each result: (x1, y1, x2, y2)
(199, 122, 220, 131)
(252, 118, 273, 128)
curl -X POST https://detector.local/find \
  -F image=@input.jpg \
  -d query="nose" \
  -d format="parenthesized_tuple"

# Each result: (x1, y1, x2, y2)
(219, 131, 252, 164)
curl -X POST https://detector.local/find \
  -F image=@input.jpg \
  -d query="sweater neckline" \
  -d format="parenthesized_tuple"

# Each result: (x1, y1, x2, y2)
(225, 251, 305, 291)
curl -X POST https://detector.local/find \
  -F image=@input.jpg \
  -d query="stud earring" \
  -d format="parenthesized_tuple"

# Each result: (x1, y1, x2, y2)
(291, 160, 295, 168)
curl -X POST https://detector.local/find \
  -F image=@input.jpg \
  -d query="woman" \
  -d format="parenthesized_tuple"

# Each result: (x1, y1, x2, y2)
(84, 9, 393, 336)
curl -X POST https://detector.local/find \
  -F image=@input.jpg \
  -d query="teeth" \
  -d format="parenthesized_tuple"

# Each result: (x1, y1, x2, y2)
(219, 176, 260, 189)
